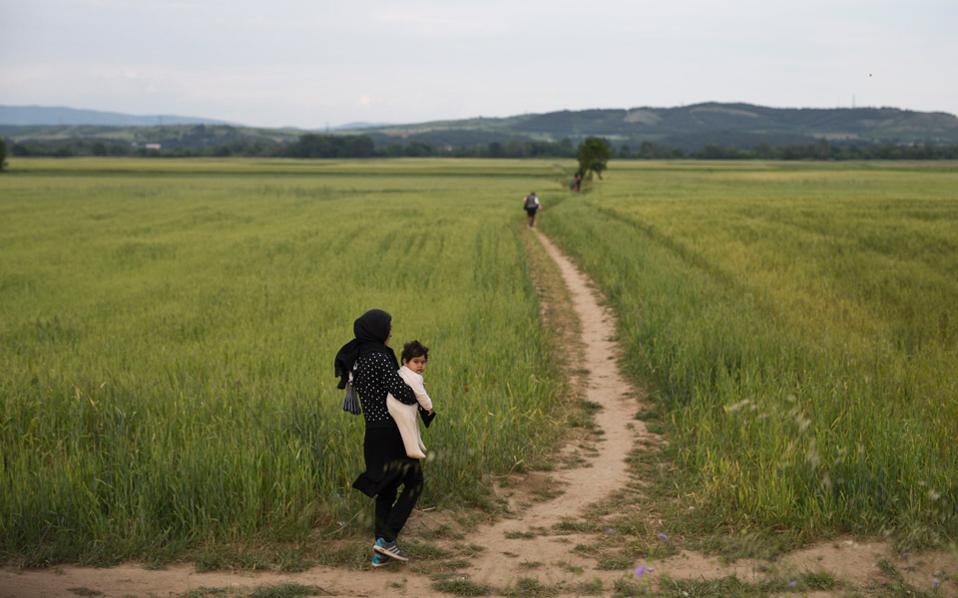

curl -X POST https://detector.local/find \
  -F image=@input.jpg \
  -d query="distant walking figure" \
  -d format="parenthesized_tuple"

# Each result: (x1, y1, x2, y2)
(523, 191, 541, 228)
(334, 309, 423, 568)
(570, 172, 582, 192)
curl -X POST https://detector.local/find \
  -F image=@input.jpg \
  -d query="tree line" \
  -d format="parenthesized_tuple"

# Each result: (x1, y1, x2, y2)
(4, 133, 958, 162)
(614, 140, 958, 160)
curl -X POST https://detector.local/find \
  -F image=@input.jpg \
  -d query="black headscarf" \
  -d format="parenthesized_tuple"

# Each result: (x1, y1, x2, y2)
(334, 309, 400, 388)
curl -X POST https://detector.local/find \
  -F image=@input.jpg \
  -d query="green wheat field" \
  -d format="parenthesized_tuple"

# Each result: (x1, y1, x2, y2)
(1, 158, 956, 564)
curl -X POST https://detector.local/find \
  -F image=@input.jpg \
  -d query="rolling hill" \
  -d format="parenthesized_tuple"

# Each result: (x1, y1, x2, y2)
(3, 103, 957, 154)
(346, 103, 958, 150)
(0, 105, 233, 126)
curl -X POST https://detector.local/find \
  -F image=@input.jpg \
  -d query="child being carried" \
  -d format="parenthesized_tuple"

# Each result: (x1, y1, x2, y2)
(387, 340, 435, 459)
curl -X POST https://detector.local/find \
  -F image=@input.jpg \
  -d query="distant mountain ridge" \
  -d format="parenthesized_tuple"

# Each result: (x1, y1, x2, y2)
(0, 105, 234, 126)
(330, 121, 394, 130)
(3, 102, 958, 152)
(345, 102, 958, 150)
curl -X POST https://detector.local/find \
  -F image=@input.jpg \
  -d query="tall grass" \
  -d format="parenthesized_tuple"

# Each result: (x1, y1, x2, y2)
(543, 160, 958, 545)
(0, 158, 570, 563)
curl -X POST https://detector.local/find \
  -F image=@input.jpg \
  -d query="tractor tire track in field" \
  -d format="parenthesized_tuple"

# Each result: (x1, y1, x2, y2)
(1, 229, 649, 597)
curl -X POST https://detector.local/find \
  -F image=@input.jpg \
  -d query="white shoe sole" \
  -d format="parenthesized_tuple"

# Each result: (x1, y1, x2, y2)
(373, 544, 409, 562)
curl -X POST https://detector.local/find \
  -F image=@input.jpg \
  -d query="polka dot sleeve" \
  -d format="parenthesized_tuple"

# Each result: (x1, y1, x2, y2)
(353, 352, 416, 424)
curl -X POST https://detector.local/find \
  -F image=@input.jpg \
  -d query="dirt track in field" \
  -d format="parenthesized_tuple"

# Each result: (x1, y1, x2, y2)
(3, 230, 955, 597)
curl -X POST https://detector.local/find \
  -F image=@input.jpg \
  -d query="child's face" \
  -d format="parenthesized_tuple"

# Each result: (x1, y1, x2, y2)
(405, 355, 427, 374)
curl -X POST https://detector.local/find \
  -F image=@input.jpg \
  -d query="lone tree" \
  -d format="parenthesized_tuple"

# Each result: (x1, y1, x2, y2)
(575, 136, 612, 179)
(0, 137, 7, 172)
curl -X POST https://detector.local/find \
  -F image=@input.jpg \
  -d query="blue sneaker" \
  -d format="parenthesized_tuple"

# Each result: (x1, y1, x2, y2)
(373, 537, 408, 562)
(370, 552, 391, 568)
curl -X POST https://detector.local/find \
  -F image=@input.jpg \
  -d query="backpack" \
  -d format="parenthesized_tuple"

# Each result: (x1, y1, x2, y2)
(524, 194, 538, 209)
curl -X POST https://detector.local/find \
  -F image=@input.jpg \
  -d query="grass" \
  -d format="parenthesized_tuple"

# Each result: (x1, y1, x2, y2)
(874, 559, 937, 597)
(576, 577, 604, 595)
(3, 157, 958, 568)
(503, 577, 561, 597)
(275, 548, 314, 573)
(402, 540, 452, 560)
(247, 583, 332, 598)
(653, 571, 839, 596)
(543, 159, 958, 547)
(503, 530, 535, 540)
(431, 577, 494, 596)
(182, 588, 229, 598)
(179, 581, 370, 597)
(555, 560, 584, 575)
(597, 556, 635, 570)
(563, 428, 805, 563)
(193, 546, 274, 572)
(612, 576, 649, 597)
(0, 157, 574, 564)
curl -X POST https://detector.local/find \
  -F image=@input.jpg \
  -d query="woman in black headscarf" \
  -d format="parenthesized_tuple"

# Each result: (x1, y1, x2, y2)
(334, 309, 422, 566)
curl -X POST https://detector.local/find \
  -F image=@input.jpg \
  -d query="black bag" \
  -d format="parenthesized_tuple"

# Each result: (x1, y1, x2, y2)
(341, 372, 361, 415)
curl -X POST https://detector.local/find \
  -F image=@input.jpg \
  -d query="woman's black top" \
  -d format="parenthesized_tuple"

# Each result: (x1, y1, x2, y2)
(353, 352, 416, 428)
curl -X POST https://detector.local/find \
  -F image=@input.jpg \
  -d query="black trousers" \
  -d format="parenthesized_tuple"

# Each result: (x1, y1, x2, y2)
(353, 424, 424, 542)
(374, 459, 423, 542)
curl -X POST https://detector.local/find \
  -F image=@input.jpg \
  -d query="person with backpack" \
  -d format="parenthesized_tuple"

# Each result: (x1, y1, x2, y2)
(523, 191, 541, 228)
(334, 309, 423, 567)
(570, 172, 582, 192)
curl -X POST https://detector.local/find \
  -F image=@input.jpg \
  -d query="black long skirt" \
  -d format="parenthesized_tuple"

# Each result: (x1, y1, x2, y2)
(352, 424, 417, 497)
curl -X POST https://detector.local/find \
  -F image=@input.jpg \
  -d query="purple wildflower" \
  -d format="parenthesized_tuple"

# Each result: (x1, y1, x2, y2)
(634, 565, 646, 577)
(932, 577, 941, 587)
(787, 580, 798, 588)
(656, 532, 669, 542)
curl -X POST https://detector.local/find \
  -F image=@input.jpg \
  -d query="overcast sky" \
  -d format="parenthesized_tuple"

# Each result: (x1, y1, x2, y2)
(1, 0, 955, 128)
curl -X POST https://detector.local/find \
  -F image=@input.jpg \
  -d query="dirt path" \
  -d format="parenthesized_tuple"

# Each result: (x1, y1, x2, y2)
(0, 230, 648, 597)
(460, 230, 647, 588)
